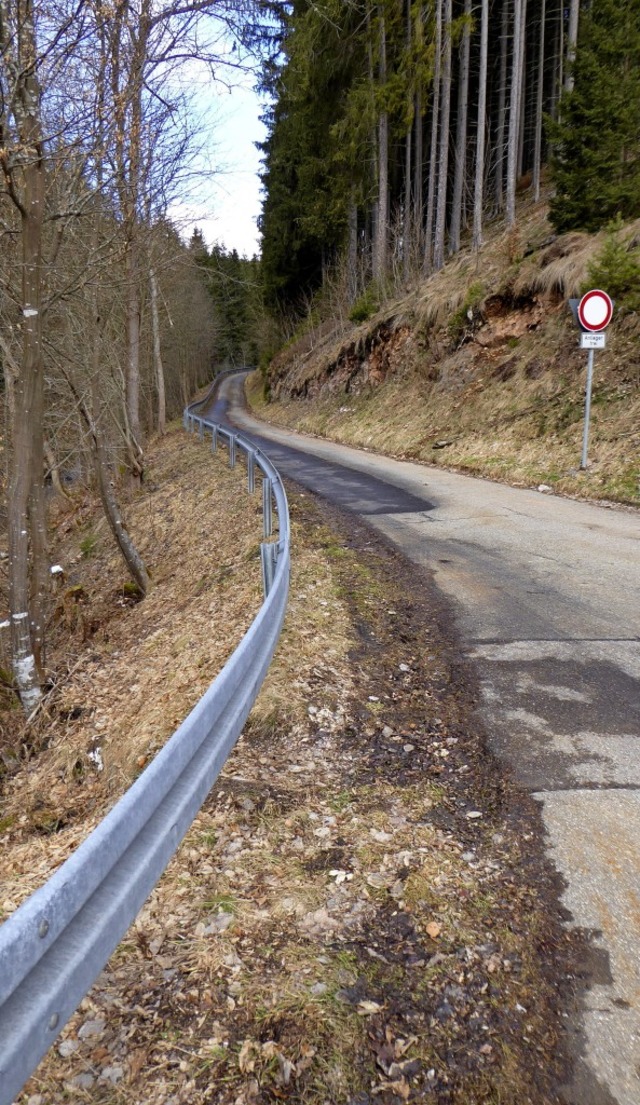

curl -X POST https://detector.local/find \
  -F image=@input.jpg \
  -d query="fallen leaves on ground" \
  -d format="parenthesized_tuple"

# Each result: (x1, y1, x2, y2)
(3, 427, 578, 1105)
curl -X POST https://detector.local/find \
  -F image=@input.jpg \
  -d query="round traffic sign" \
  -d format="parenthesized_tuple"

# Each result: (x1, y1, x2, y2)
(578, 289, 613, 331)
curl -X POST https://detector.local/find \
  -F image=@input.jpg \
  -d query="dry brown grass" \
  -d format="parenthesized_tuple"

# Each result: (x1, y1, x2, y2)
(0, 424, 264, 913)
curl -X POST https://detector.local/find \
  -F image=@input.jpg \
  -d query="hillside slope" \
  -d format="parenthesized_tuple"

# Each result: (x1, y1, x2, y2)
(255, 201, 639, 506)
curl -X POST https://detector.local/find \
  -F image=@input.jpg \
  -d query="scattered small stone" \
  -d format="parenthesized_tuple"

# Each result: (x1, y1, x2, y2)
(366, 872, 391, 889)
(403, 743, 415, 752)
(398, 663, 410, 672)
(98, 1065, 124, 1086)
(310, 982, 328, 996)
(240, 797, 256, 812)
(58, 1039, 79, 1058)
(382, 725, 394, 738)
(206, 911, 234, 934)
(78, 1017, 106, 1039)
(537, 483, 552, 493)
(369, 828, 392, 843)
(466, 810, 483, 819)
(70, 1073, 95, 1089)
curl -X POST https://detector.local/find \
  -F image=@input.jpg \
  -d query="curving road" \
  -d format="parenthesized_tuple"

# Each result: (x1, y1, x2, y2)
(210, 373, 640, 1105)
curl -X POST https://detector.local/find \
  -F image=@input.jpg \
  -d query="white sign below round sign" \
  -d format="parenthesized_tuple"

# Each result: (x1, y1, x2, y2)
(578, 289, 613, 332)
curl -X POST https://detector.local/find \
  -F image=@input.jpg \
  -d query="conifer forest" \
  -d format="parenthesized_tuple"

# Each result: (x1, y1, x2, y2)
(259, 0, 640, 311)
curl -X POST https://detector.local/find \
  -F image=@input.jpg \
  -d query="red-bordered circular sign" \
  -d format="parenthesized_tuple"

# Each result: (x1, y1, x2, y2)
(578, 289, 613, 331)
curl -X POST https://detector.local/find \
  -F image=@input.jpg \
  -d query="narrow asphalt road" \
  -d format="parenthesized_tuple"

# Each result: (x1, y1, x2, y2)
(209, 374, 640, 1105)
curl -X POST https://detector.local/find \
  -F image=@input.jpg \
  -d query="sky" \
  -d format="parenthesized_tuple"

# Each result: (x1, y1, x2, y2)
(168, 73, 267, 259)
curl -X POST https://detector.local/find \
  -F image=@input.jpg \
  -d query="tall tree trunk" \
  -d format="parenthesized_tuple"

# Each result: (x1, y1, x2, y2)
(565, 0, 579, 92)
(424, 0, 442, 271)
(433, 0, 452, 271)
(403, 0, 412, 282)
(125, 241, 144, 478)
(532, 0, 546, 200)
(506, 0, 525, 226)
(91, 376, 151, 597)
(413, 3, 424, 256)
(549, 0, 562, 121)
(516, 0, 528, 180)
(44, 441, 70, 500)
(5, 3, 46, 714)
(347, 194, 358, 302)
(149, 264, 166, 435)
(494, 0, 510, 211)
(473, 0, 489, 251)
(366, 1, 378, 280)
(60, 337, 152, 597)
(374, 5, 389, 282)
(449, 0, 471, 255)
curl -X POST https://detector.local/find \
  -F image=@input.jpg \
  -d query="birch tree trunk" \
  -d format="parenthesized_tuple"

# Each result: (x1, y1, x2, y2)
(433, 0, 452, 271)
(424, 0, 442, 271)
(449, 0, 471, 255)
(473, 0, 489, 251)
(532, 0, 546, 200)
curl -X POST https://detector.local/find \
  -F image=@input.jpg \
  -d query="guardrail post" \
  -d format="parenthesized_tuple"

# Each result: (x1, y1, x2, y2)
(229, 435, 236, 469)
(263, 478, 273, 538)
(211, 426, 217, 452)
(260, 542, 277, 597)
(247, 452, 255, 494)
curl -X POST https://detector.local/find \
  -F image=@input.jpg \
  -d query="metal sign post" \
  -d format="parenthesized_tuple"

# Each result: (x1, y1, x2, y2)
(569, 290, 614, 470)
(581, 346, 596, 470)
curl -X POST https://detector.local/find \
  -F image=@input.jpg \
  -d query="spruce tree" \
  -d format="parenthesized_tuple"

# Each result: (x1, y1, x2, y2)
(549, 0, 640, 232)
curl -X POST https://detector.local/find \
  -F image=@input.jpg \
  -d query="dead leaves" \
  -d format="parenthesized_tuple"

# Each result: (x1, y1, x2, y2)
(238, 1038, 316, 1089)
(370, 1027, 421, 1101)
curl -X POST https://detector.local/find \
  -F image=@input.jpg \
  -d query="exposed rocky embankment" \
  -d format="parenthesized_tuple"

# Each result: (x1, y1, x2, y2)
(256, 202, 639, 506)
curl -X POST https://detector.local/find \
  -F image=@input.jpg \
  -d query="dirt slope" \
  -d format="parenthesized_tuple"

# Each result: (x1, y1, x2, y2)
(258, 200, 639, 506)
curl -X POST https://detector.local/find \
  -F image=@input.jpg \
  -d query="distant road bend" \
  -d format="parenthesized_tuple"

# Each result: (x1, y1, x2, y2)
(208, 372, 640, 1105)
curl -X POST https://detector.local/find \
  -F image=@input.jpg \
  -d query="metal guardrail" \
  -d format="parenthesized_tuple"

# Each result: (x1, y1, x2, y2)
(0, 399, 289, 1105)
